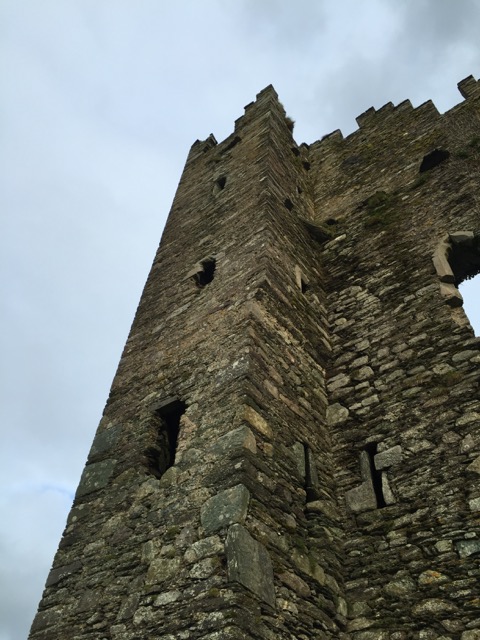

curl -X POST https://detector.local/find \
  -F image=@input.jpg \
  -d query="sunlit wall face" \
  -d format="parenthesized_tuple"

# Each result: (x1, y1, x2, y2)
(460, 276, 480, 335)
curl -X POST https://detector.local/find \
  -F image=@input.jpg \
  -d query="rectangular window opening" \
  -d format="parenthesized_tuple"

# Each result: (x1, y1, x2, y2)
(147, 399, 186, 479)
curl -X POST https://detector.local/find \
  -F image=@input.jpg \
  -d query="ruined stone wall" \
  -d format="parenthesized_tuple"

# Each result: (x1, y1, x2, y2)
(308, 76, 480, 639)
(30, 78, 480, 640)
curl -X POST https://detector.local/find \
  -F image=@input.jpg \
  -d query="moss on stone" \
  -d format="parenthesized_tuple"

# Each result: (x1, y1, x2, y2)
(363, 191, 401, 228)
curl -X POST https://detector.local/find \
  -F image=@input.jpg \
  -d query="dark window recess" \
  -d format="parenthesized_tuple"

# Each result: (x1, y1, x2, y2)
(146, 399, 186, 479)
(214, 176, 227, 192)
(302, 161, 311, 171)
(325, 218, 338, 226)
(365, 443, 386, 508)
(419, 148, 450, 173)
(303, 443, 319, 501)
(448, 236, 480, 286)
(284, 198, 294, 211)
(297, 186, 303, 195)
(291, 146, 300, 157)
(300, 278, 309, 294)
(194, 258, 216, 287)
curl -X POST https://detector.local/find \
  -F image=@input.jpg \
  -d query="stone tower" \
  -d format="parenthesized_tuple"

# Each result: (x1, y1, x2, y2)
(30, 78, 480, 640)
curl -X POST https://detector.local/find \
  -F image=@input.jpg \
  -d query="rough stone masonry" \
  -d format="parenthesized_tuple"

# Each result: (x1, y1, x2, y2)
(30, 76, 480, 640)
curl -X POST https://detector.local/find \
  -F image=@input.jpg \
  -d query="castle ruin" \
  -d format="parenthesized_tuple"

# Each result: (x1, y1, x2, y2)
(30, 76, 480, 640)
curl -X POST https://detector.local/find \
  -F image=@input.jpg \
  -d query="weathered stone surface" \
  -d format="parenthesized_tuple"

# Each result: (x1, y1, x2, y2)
(468, 497, 480, 511)
(278, 571, 311, 597)
(412, 598, 458, 617)
(89, 424, 122, 458)
(326, 402, 349, 425)
(242, 405, 273, 439)
(385, 574, 416, 596)
(418, 570, 449, 585)
(456, 539, 480, 557)
(200, 484, 250, 533)
(374, 445, 403, 470)
(345, 451, 377, 513)
(76, 459, 117, 497)
(439, 282, 463, 306)
(145, 557, 181, 588)
(213, 426, 257, 456)
(467, 455, 480, 474)
(226, 524, 275, 607)
(432, 242, 454, 283)
(46, 561, 82, 587)
(354, 631, 389, 640)
(184, 535, 223, 564)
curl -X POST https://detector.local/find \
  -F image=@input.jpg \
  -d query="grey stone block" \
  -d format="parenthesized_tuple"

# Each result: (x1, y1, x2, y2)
(46, 560, 82, 587)
(326, 403, 349, 426)
(226, 524, 275, 607)
(439, 282, 463, 307)
(201, 484, 250, 533)
(345, 479, 377, 513)
(76, 459, 117, 497)
(374, 445, 402, 470)
(213, 426, 257, 456)
(455, 539, 480, 558)
(432, 242, 454, 283)
(89, 424, 122, 458)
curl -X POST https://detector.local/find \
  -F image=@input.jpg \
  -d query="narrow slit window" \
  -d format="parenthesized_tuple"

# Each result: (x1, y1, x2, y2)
(146, 399, 186, 479)
(284, 198, 294, 211)
(303, 443, 318, 501)
(365, 443, 386, 508)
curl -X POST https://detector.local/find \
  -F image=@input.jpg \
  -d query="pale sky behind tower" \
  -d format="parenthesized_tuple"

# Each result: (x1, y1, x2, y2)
(1, 2, 480, 639)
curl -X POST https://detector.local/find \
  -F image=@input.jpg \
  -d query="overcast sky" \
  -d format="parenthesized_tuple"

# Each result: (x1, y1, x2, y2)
(1, 2, 480, 639)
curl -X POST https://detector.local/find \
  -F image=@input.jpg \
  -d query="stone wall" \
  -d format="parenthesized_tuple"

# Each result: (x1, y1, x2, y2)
(309, 75, 480, 639)
(30, 77, 480, 640)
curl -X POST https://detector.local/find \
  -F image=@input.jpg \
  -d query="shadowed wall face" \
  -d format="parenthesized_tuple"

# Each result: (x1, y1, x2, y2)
(30, 77, 480, 640)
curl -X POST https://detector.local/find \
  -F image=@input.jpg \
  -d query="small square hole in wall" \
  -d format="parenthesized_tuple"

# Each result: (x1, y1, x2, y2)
(213, 176, 227, 194)
(193, 257, 216, 287)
